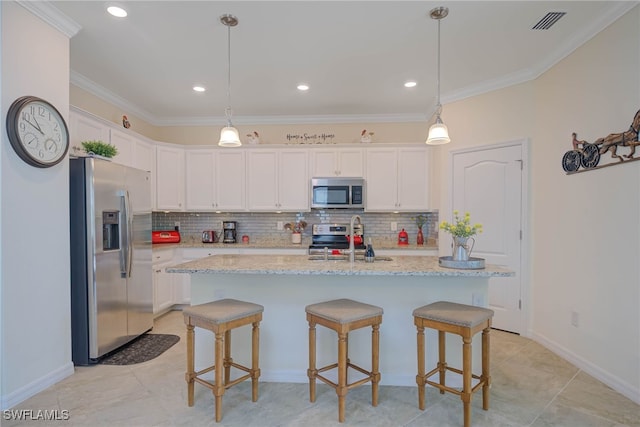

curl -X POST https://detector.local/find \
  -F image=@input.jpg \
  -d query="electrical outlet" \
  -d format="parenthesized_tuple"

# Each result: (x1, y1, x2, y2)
(277, 221, 284, 230)
(571, 311, 579, 327)
(391, 222, 397, 231)
(174, 221, 180, 231)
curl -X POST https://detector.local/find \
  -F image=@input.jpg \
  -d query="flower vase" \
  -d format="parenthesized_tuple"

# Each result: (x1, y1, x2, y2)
(416, 228, 424, 245)
(291, 232, 302, 244)
(452, 236, 475, 261)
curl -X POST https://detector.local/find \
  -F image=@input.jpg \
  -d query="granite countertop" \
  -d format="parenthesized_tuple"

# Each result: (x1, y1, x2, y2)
(166, 254, 513, 277)
(154, 236, 438, 252)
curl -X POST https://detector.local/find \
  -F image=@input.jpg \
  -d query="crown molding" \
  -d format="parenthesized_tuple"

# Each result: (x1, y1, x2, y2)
(18, 0, 81, 38)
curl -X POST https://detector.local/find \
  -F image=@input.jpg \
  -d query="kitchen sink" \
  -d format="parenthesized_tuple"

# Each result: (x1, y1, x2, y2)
(307, 255, 393, 262)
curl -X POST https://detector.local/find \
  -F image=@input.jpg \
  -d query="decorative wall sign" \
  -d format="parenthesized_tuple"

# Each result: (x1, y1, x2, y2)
(285, 132, 336, 144)
(562, 109, 640, 174)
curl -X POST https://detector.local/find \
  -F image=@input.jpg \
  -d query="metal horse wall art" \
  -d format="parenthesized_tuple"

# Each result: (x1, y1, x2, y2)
(562, 109, 640, 173)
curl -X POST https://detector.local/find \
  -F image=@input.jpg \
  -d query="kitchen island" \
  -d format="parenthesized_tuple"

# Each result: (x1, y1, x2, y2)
(167, 254, 513, 387)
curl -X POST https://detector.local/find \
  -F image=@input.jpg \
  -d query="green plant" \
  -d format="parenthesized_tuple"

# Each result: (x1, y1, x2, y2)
(81, 140, 118, 158)
(412, 214, 429, 229)
(440, 210, 482, 238)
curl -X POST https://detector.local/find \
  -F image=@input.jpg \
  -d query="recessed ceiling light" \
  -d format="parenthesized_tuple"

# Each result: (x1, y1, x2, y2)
(107, 5, 127, 18)
(404, 81, 417, 88)
(297, 84, 309, 91)
(193, 86, 206, 92)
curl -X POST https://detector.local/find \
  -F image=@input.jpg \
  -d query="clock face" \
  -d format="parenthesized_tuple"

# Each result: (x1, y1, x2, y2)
(6, 96, 70, 168)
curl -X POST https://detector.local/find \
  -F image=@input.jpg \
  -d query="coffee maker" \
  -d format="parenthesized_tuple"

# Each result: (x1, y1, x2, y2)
(222, 221, 237, 243)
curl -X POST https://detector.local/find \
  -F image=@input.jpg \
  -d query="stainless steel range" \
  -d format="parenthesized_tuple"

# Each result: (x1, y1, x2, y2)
(308, 223, 365, 255)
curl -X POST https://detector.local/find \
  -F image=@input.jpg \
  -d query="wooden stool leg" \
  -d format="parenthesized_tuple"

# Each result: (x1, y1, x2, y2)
(438, 331, 446, 394)
(224, 330, 232, 385)
(214, 332, 225, 423)
(482, 326, 491, 410)
(416, 324, 426, 410)
(337, 332, 348, 423)
(251, 321, 260, 402)
(307, 321, 317, 403)
(462, 336, 472, 427)
(371, 323, 380, 407)
(185, 323, 195, 407)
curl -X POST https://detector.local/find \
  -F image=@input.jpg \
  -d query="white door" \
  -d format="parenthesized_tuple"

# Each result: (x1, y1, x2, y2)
(452, 142, 524, 333)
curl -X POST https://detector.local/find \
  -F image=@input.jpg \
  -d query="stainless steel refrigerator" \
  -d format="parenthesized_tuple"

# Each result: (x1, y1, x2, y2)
(70, 157, 153, 365)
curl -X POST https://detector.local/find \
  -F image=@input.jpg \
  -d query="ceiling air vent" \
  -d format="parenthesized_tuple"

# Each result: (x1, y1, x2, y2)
(532, 12, 566, 30)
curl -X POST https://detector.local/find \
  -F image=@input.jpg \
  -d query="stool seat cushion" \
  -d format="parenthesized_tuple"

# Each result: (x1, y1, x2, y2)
(413, 301, 493, 328)
(306, 298, 383, 324)
(183, 299, 264, 325)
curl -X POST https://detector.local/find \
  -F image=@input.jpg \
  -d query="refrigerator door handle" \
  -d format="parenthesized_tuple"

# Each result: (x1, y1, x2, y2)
(125, 190, 134, 277)
(119, 192, 128, 277)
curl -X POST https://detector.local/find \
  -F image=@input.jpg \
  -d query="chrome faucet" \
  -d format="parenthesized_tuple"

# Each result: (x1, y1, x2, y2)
(349, 215, 362, 263)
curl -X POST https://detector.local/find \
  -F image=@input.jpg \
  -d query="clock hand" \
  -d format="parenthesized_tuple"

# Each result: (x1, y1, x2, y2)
(25, 118, 45, 136)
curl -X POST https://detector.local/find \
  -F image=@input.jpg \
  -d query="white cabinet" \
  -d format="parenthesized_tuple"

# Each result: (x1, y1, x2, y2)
(366, 146, 430, 211)
(247, 149, 308, 211)
(133, 139, 156, 209)
(109, 128, 135, 167)
(68, 110, 110, 153)
(310, 147, 364, 177)
(152, 248, 175, 316)
(185, 148, 246, 211)
(156, 145, 185, 210)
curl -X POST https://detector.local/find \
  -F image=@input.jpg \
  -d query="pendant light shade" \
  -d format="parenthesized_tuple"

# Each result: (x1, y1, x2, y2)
(426, 6, 450, 145)
(218, 14, 241, 147)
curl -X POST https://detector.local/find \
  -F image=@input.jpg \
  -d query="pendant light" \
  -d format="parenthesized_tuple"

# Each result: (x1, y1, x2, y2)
(219, 14, 241, 147)
(426, 6, 451, 145)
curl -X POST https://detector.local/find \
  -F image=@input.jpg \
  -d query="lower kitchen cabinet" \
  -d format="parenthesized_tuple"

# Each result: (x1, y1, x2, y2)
(153, 247, 189, 316)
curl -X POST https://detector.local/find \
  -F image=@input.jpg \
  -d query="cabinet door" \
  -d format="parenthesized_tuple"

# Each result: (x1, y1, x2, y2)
(69, 111, 110, 152)
(247, 150, 279, 210)
(153, 264, 174, 315)
(109, 128, 135, 167)
(397, 147, 430, 210)
(185, 149, 216, 210)
(365, 148, 399, 211)
(215, 150, 246, 211)
(156, 146, 185, 210)
(278, 149, 309, 211)
(310, 149, 338, 177)
(133, 139, 156, 210)
(337, 148, 364, 177)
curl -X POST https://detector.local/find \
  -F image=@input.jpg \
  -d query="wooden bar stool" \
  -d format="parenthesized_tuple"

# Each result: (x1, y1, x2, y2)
(305, 298, 383, 423)
(183, 298, 263, 423)
(413, 301, 494, 427)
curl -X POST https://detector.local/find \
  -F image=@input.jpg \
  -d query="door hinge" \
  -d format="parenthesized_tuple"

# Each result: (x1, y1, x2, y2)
(519, 299, 522, 310)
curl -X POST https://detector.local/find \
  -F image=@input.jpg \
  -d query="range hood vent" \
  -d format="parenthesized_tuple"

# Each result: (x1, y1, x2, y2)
(532, 12, 566, 30)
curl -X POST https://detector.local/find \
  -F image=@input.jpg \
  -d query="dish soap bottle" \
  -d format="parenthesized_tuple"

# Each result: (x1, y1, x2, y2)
(365, 238, 375, 263)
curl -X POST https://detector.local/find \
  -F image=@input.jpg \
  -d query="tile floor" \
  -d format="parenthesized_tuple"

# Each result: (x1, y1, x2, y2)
(6, 310, 639, 426)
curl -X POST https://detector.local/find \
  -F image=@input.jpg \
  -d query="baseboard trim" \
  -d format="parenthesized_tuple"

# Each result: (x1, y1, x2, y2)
(1, 362, 75, 410)
(531, 332, 639, 404)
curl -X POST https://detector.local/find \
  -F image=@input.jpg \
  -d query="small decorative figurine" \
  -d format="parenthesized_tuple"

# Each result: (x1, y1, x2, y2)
(247, 131, 260, 145)
(360, 129, 374, 143)
(122, 115, 131, 129)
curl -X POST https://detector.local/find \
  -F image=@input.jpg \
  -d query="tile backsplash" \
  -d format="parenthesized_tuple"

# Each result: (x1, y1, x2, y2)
(153, 210, 438, 245)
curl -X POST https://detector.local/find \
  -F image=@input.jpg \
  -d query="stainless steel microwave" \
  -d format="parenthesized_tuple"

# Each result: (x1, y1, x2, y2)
(311, 177, 365, 209)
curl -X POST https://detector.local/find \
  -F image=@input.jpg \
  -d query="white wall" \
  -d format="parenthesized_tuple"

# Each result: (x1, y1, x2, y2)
(0, 2, 74, 409)
(435, 6, 639, 403)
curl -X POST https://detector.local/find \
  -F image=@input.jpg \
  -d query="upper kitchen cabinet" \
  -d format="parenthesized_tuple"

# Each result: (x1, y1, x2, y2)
(184, 148, 246, 211)
(310, 147, 364, 177)
(109, 128, 135, 167)
(69, 109, 110, 155)
(156, 145, 185, 211)
(365, 146, 430, 211)
(247, 148, 309, 211)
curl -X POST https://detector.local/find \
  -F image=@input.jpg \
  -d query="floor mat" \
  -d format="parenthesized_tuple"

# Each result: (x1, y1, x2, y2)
(100, 334, 180, 365)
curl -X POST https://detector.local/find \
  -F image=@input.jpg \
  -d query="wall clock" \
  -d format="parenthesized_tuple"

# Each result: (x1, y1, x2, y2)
(6, 96, 70, 168)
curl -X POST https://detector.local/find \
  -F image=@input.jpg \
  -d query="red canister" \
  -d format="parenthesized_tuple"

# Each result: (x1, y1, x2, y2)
(398, 228, 409, 245)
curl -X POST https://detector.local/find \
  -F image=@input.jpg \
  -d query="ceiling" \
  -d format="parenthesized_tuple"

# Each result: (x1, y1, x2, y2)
(49, 1, 636, 126)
